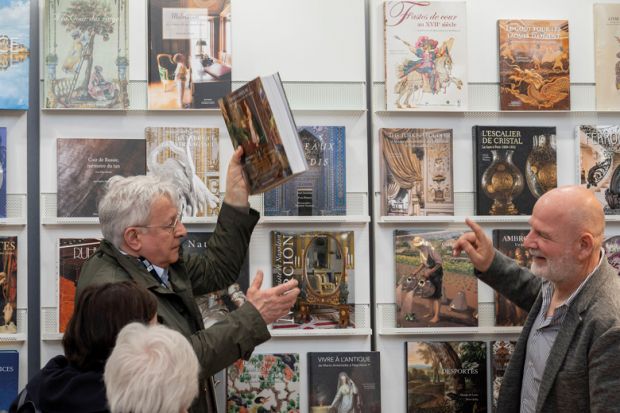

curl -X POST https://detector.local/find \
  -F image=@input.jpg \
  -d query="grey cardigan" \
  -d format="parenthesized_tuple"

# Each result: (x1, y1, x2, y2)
(479, 252, 620, 413)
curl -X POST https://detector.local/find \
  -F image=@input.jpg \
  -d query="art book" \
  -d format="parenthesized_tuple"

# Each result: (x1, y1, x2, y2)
(0, 237, 17, 334)
(491, 341, 516, 413)
(498, 19, 570, 111)
(578, 125, 620, 214)
(147, 0, 231, 109)
(219, 73, 308, 194)
(58, 238, 100, 333)
(226, 353, 299, 413)
(56, 138, 146, 217)
(406, 341, 487, 413)
(0, 350, 18, 411)
(43, 0, 129, 109)
(473, 126, 557, 216)
(145, 127, 220, 217)
(380, 128, 453, 216)
(264, 126, 346, 216)
(603, 235, 620, 276)
(594, 4, 620, 110)
(492, 230, 530, 326)
(384, 1, 468, 111)
(0, 0, 30, 110)
(0, 128, 6, 218)
(308, 352, 381, 413)
(271, 231, 355, 329)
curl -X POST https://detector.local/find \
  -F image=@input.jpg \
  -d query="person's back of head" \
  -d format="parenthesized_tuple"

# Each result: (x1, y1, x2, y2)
(104, 323, 200, 413)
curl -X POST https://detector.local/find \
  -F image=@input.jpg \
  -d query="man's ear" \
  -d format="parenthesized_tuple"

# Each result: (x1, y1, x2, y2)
(578, 233, 595, 259)
(124, 227, 142, 252)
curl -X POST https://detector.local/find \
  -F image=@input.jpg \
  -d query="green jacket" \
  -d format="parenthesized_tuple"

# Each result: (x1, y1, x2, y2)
(77, 203, 270, 413)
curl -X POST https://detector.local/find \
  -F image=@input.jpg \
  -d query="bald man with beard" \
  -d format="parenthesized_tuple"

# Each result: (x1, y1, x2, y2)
(454, 185, 620, 413)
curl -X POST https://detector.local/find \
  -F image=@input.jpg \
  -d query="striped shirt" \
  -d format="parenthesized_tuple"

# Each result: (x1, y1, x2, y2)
(519, 250, 603, 413)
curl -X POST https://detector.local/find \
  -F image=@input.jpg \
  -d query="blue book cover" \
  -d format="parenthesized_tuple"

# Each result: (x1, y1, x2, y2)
(0, 350, 18, 411)
(0, 128, 6, 218)
(264, 126, 346, 216)
(0, 0, 30, 110)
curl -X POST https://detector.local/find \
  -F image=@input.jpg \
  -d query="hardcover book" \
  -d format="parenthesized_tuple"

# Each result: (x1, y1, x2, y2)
(43, 0, 129, 109)
(491, 341, 516, 413)
(384, 1, 468, 111)
(147, 0, 231, 109)
(498, 19, 570, 111)
(603, 235, 620, 276)
(219, 73, 308, 194)
(271, 231, 355, 329)
(0, 128, 6, 218)
(0, 0, 30, 110)
(145, 127, 220, 217)
(264, 126, 346, 216)
(578, 125, 620, 214)
(0, 350, 18, 411)
(380, 128, 453, 216)
(406, 341, 487, 413)
(308, 352, 381, 413)
(56, 138, 146, 217)
(492, 230, 530, 326)
(226, 353, 300, 413)
(473, 126, 557, 216)
(0, 237, 17, 334)
(395, 230, 477, 328)
(58, 238, 100, 333)
(594, 4, 620, 110)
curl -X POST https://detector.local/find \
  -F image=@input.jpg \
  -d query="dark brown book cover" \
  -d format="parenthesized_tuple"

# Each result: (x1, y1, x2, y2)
(0, 237, 17, 334)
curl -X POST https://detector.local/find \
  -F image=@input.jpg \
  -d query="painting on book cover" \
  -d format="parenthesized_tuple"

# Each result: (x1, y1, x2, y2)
(0, 0, 30, 110)
(0, 128, 6, 218)
(145, 127, 220, 217)
(491, 341, 516, 413)
(498, 19, 570, 111)
(384, 1, 467, 111)
(380, 128, 453, 216)
(406, 341, 487, 413)
(0, 236, 17, 333)
(578, 125, 620, 214)
(264, 126, 346, 216)
(395, 230, 477, 328)
(43, 0, 129, 109)
(603, 235, 620, 277)
(594, 4, 620, 110)
(226, 353, 300, 413)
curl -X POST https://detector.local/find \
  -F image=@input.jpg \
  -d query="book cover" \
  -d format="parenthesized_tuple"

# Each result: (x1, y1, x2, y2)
(145, 127, 220, 217)
(492, 230, 530, 326)
(603, 235, 620, 276)
(219, 73, 308, 194)
(594, 4, 620, 111)
(578, 125, 620, 214)
(0, 0, 30, 110)
(264, 126, 346, 216)
(226, 353, 300, 413)
(56, 138, 146, 217)
(271, 231, 355, 329)
(43, 0, 129, 109)
(0, 237, 17, 334)
(0, 350, 18, 411)
(58, 238, 100, 333)
(308, 352, 381, 413)
(0, 128, 6, 218)
(473, 126, 557, 216)
(384, 1, 468, 111)
(147, 0, 231, 109)
(380, 128, 453, 216)
(498, 19, 570, 111)
(395, 230, 477, 328)
(406, 341, 487, 413)
(491, 341, 516, 413)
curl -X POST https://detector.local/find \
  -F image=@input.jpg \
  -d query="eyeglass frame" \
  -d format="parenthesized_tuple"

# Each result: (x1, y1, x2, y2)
(133, 212, 184, 234)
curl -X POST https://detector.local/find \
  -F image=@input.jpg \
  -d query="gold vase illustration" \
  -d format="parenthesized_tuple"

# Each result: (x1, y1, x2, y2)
(525, 134, 557, 198)
(481, 150, 524, 215)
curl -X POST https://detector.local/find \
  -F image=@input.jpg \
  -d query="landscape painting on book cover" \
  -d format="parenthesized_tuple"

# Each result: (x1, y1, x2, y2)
(0, 0, 30, 110)
(498, 19, 570, 111)
(395, 230, 477, 328)
(43, 0, 129, 109)
(0, 236, 17, 334)
(406, 341, 487, 413)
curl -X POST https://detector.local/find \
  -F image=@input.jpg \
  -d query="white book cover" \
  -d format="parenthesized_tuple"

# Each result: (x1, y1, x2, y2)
(594, 4, 620, 111)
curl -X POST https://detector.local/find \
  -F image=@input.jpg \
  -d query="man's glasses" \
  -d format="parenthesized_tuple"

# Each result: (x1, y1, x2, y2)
(135, 212, 183, 234)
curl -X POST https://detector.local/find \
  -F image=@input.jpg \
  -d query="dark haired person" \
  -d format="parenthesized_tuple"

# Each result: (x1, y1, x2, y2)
(9, 281, 157, 413)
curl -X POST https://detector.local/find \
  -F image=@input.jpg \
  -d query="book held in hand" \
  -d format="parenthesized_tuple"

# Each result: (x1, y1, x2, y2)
(218, 73, 308, 194)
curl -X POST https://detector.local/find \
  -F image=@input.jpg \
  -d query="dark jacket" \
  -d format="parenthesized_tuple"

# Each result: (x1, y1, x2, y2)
(9, 355, 108, 413)
(76, 203, 270, 413)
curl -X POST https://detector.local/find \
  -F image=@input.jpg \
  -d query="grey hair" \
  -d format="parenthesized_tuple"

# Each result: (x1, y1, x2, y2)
(104, 323, 200, 413)
(98, 175, 180, 248)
